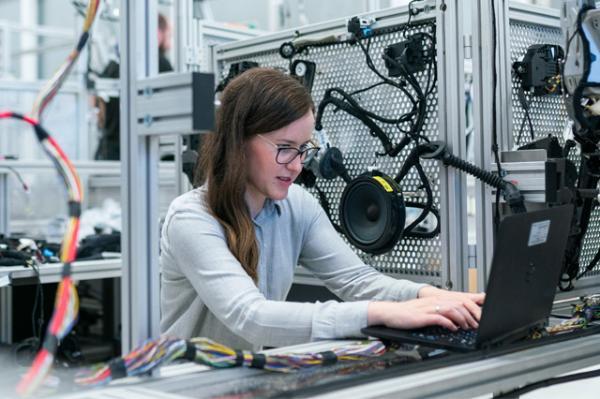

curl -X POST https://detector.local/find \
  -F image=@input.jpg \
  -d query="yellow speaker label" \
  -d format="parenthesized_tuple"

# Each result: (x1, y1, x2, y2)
(373, 176, 393, 192)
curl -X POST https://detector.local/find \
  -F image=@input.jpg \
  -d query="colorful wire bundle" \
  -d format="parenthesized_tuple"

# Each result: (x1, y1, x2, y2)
(9, 2, 100, 395)
(0, 112, 83, 397)
(75, 337, 387, 386)
(547, 295, 600, 335)
(30, 0, 99, 121)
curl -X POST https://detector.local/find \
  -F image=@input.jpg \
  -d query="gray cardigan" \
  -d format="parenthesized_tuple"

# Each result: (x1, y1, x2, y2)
(159, 184, 426, 350)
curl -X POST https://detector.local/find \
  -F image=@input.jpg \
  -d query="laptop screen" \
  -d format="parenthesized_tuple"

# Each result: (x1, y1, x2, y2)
(476, 205, 573, 346)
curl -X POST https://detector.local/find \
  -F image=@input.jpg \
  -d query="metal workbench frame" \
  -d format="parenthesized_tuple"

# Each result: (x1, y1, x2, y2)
(54, 330, 600, 399)
(119, 0, 266, 353)
(315, 333, 600, 399)
(0, 258, 121, 343)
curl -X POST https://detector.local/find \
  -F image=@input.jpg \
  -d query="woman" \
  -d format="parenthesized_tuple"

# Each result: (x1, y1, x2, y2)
(160, 68, 484, 351)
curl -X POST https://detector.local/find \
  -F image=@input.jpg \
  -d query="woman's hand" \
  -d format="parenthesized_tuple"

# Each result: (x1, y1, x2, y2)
(418, 285, 485, 306)
(367, 287, 485, 331)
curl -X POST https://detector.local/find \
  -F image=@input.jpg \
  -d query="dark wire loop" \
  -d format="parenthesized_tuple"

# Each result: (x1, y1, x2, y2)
(308, 20, 440, 245)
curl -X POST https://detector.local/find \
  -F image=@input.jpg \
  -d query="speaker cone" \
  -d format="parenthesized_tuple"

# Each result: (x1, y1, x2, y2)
(339, 172, 406, 255)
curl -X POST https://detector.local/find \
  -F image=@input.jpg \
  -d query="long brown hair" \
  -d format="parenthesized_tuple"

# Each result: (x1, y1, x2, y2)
(195, 68, 314, 282)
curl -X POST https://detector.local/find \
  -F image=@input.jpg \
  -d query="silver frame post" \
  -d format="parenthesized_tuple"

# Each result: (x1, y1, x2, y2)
(120, 0, 161, 352)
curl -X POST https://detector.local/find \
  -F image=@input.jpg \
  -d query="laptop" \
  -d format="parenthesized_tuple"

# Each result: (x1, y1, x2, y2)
(362, 204, 574, 352)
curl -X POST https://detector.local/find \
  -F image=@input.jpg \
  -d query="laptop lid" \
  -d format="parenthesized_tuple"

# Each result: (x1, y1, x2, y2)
(476, 204, 573, 347)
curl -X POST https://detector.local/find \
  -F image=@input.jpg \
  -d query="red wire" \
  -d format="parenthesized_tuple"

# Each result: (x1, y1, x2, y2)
(16, 349, 50, 393)
(66, 219, 81, 261)
(48, 279, 71, 335)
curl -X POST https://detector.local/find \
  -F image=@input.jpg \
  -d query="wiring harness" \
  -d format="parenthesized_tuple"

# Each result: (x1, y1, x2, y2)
(290, 7, 440, 243)
(547, 294, 600, 335)
(75, 337, 386, 386)
(31, 0, 99, 121)
(7, 0, 98, 396)
(3, 112, 84, 397)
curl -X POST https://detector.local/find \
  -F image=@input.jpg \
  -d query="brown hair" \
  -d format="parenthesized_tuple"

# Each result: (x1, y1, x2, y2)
(195, 68, 313, 282)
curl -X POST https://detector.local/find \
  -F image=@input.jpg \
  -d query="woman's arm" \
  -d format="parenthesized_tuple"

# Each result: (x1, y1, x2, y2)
(298, 192, 427, 302)
(162, 208, 370, 347)
(297, 189, 485, 330)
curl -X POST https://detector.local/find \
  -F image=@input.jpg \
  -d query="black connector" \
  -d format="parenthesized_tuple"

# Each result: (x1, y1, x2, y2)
(513, 44, 564, 95)
(216, 61, 259, 92)
(347, 16, 375, 39)
(384, 33, 432, 76)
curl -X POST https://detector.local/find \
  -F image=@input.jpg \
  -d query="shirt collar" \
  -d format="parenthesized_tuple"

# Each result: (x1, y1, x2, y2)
(254, 198, 281, 224)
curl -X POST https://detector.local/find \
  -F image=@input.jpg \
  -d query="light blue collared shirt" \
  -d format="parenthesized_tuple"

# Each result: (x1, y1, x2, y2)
(159, 184, 426, 350)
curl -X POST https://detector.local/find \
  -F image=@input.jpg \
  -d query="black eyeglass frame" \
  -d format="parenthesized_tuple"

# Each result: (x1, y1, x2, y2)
(256, 134, 321, 165)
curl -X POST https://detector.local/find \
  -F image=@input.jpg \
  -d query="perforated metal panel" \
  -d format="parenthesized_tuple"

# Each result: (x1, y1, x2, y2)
(216, 16, 446, 283)
(509, 17, 600, 279)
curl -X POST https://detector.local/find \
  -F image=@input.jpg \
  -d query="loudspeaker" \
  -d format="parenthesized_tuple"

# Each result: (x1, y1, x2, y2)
(339, 171, 406, 255)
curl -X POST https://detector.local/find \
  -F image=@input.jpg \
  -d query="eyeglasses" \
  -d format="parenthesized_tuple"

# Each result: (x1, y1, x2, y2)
(256, 134, 320, 165)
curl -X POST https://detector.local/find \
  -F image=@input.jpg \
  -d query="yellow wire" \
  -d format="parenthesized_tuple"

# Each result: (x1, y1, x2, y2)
(82, 0, 99, 32)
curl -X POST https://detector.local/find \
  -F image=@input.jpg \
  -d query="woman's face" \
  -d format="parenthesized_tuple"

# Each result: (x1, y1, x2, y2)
(245, 110, 314, 210)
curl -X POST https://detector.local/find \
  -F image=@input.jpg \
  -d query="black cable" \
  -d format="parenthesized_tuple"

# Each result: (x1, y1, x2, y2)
(0, 164, 29, 192)
(515, 85, 535, 145)
(549, 313, 572, 319)
(404, 201, 441, 239)
(315, 185, 344, 234)
(493, 367, 600, 398)
(314, 26, 435, 157)
(30, 260, 44, 347)
(491, 0, 503, 232)
(303, 19, 440, 243)
(394, 146, 440, 238)
(348, 81, 386, 96)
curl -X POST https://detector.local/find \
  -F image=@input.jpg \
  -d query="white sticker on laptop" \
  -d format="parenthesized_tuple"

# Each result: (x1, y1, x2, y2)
(528, 220, 550, 247)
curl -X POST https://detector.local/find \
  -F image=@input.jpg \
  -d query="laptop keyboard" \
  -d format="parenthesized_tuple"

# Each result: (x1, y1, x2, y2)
(409, 326, 478, 347)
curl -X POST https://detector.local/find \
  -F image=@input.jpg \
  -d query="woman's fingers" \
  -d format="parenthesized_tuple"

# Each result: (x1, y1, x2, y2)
(463, 299, 483, 321)
(456, 305, 479, 329)
(430, 300, 479, 330)
(470, 292, 486, 305)
(426, 314, 458, 331)
(443, 305, 471, 330)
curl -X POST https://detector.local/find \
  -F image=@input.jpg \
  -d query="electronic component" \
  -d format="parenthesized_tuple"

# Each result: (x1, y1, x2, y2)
(279, 42, 296, 59)
(513, 44, 564, 95)
(290, 60, 316, 93)
(339, 171, 406, 255)
(384, 33, 433, 76)
(215, 61, 259, 92)
(303, 144, 349, 182)
(347, 16, 376, 39)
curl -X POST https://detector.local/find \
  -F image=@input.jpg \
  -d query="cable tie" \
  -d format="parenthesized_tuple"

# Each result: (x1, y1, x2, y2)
(250, 353, 267, 369)
(42, 334, 59, 354)
(33, 124, 49, 141)
(184, 340, 196, 361)
(61, 262, 72, 278)
(319, 350, 338, 366)
(234, 350, 244, 366)
(108, 357, 128, 380)
(76, 31, 90, 52)
(68, 201, 82, 218)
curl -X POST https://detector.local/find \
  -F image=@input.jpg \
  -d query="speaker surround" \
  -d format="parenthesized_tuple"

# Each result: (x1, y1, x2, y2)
(339, 171, 406, 255)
